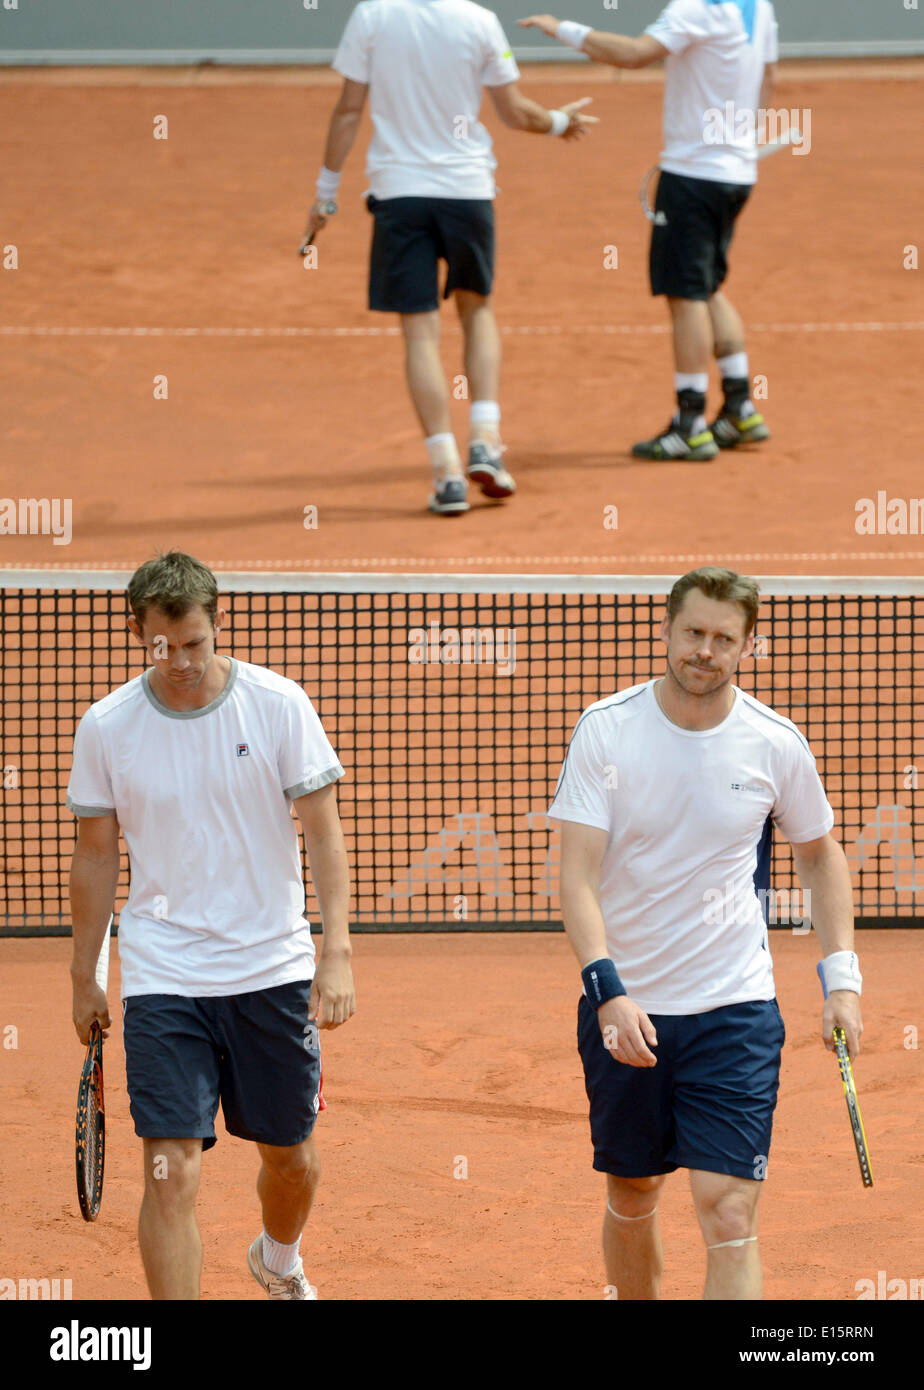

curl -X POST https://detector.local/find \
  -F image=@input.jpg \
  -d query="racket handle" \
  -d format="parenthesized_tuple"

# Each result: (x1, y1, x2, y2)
(94, 914, 113, 993)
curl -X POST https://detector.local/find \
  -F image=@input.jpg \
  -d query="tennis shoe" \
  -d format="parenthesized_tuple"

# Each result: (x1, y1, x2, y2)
(247, 1235, 318, 1300)
(428, 473, 470, 516)
(467, 441, 516, 498)
(710, 409, 771, 449)
(631, 421, 719, 462)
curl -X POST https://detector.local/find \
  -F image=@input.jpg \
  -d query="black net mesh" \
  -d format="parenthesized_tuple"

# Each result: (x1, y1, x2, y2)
(1, 582, 921, 931)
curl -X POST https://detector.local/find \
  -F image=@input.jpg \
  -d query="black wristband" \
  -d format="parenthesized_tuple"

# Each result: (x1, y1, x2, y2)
(581, 957, 626, 1007)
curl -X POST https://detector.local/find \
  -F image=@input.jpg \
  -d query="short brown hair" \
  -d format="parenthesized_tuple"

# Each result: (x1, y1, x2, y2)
(127, 551, 219, 628)
(666, 567, 761, 637)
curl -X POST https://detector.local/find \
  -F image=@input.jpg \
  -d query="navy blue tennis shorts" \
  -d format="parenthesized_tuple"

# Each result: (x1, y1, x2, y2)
(367, 195, 495, 313)
(649, 169, 752, 300)
(123, 979, 323, 1151)
(577, 996, 785, 1181)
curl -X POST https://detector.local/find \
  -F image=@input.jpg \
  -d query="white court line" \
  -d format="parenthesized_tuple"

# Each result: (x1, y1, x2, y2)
(3, 554, 924, 574)
(1, 322, 924, 338)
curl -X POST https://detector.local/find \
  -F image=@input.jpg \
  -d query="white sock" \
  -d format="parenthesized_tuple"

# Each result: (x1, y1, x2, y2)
(425, 432, 462, 477)
(470, 400, 501, 443)
(262, 1230, 301, 1277)
(674, 371, 708, 394)
(717, 351, 749, 380)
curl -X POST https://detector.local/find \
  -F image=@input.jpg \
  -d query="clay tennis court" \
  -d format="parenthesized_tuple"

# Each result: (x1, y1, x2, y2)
(0, 60, 923, 573)
(2, 930, 921, 1300)
(1, 59, 922, 1304)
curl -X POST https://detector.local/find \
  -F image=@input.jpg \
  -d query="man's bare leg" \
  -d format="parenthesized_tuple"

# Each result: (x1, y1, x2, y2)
(603, 1173, 668, 1300)
(138, 1137, 203, 1300)
(257, 1137, 321, 1248)
(454, 288, 515, 496)
(455, 289, 502, 444)
(690, 1168, 763, 1300)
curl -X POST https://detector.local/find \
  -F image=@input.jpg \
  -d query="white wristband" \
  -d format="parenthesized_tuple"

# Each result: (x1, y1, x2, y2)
(317, 166, 342, 199)
(547, 109, 570, 137)
(556, 21, 592, 51)
(819, 951, 862, 996)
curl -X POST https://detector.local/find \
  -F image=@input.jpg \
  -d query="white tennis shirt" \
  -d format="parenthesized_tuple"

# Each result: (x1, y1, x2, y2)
(334, 0, 520, 199)
(66, 659, 344, 999)
(548, 681, 833, 1015)
(646, 0, 779, 185)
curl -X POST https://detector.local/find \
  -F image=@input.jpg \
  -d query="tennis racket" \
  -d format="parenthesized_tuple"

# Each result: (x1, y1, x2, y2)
(639, 127, 803, 224)
(75, 915, 112, 1222)
(816, 963, 874, 1188)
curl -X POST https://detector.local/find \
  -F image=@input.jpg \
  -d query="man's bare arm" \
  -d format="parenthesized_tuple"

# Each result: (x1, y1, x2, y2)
(558, 819, 658, 1066)
(488, 82, 597, 137)
(791, 832, 863, 1056)
(518, 15, 668, 69)
(69, 813, 120, 1041)
(294, 782, 354, 1027)
(322, 77, 368, 173)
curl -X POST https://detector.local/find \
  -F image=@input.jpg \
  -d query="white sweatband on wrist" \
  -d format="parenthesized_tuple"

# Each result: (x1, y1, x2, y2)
(556, 20, 592, 50)
(818, 950, 862, 996)
(316, 166, 342, 199)
(547, 109, 570, 137)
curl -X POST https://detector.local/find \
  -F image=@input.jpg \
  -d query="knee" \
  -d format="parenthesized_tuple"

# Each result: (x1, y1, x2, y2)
(262, 1141, 320, 1190)
(699, 1191, 756, 1247)
(606, 1174, 664, 1219)
(142, 1143, 200, 1213)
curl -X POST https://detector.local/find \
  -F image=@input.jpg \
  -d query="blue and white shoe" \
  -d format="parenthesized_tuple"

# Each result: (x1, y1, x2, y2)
(428, 473, 470, 515)
(467, 442, 516, 499)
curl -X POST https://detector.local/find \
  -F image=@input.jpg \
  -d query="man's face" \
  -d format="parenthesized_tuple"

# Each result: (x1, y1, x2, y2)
(660, 589, 754, 696)
(130, 603, 220, 692)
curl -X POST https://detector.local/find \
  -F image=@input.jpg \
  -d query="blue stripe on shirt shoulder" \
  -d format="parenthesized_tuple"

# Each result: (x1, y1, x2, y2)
(705, 0, 757, 43)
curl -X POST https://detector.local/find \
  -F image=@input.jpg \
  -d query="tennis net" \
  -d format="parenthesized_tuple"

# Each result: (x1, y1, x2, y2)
(1, 572, 921, 932)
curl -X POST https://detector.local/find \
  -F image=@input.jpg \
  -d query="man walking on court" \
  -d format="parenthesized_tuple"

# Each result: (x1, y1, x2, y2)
(306, 0, 597, 514)
(69, 550, 354, 1300)
(549, 567, 863, 1299)
(521, 6, 777, 460)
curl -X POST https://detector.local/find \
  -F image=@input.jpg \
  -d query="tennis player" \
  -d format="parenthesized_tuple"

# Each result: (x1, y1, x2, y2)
(520, 6, 777, 460)
(306, 0, 597, 515)
(68, 550, 353, 1300)
(549, 567, 863, 1299)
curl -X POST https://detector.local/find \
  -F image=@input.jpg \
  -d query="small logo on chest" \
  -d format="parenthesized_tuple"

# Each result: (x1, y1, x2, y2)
(236, 743, 249, 757)
(730, 781, 763, 793)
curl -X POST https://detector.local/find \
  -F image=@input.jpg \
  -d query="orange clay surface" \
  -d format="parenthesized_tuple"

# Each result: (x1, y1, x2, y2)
(0, 61, 923, 575)
(0, 930, 921, 1301)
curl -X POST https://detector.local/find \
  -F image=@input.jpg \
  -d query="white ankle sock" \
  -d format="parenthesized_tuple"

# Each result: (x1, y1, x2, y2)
(262, 1230, 301, 1276)
(425, 432, 462, 476)
(470, 400, 501, 443)
(674, 371, 709, 394)
(717, 351, 749, 380)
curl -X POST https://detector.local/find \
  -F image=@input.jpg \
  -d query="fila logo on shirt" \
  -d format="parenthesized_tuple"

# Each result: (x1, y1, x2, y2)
(236, 743, 249, 757)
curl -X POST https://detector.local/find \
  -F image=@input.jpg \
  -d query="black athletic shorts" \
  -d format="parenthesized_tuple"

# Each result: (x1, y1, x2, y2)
(649, 170, 752, 300)
(123, 979, 323, 1150)
(577, 996, 785, 1180)
(367, 195, 495, 313)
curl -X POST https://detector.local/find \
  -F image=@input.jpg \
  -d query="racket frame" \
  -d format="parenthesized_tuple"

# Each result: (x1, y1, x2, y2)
(816, 962, 873, 1187)
(75, 914, 112, 1222)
